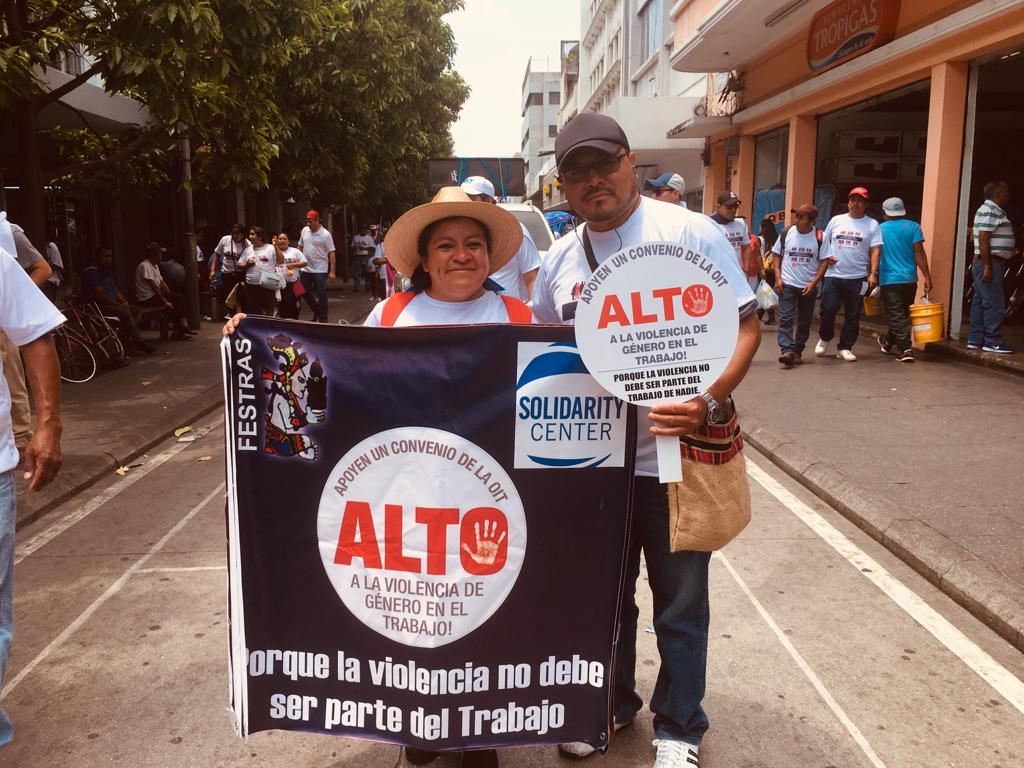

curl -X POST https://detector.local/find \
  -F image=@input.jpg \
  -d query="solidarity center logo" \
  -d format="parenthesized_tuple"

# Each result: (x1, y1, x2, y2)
(317, 427, 525, 648)
(513, 342, 627, 470)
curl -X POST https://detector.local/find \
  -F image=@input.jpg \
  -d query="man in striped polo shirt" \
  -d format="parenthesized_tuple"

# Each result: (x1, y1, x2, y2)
(969, 181, 1015, 353)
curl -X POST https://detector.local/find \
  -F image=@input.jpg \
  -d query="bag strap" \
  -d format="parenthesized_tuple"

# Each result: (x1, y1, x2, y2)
(501, 295, 532, 324)
(379, 291, 416, 327)
(581, 226, 599, 273)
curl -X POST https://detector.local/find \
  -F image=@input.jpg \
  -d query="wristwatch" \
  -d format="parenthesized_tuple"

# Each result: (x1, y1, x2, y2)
(700, 392, 734, 425)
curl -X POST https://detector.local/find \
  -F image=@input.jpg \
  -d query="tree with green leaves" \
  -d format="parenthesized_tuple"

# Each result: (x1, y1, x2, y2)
(2, 0, 469, 247)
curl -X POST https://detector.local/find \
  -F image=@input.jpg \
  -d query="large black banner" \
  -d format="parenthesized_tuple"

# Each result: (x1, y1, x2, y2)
(222, 318, 635, 752)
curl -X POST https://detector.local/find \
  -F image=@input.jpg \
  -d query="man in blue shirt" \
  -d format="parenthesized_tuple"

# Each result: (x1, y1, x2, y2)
(82, 247, 156, 354)
(878, 198, 933, 362)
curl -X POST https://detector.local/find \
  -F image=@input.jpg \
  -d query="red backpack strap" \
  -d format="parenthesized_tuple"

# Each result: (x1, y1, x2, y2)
(501, 295, 533, 324)
(379, 291, 417, 327)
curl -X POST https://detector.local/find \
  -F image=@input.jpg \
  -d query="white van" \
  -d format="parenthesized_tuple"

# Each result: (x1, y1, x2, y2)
(498, 202, 555, 257)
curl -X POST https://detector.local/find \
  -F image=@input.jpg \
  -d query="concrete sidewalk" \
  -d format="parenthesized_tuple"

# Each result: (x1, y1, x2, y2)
(14, 287, 375, 529)
(737, 320, 1024, 651)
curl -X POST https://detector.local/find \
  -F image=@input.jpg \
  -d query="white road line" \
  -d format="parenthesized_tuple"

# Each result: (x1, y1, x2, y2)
(1, 482, 225, 699)
(716, 551, 888, 768)
(746, 458, 1024, 716)
(138, 565, 226, 573)
(14, 416, 222, 565)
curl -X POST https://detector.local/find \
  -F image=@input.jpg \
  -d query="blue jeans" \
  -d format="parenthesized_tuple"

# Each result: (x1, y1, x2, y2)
(615, 477, 710, 743)
(777, 284, 817, 355)
(818, 276, 864, 351)
(0, 471, 15, 746)
(300, 272, 329, 323)
(968, 259, 1006, 347)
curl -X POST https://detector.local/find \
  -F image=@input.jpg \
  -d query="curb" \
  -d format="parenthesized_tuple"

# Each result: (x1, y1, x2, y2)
(14, 383, 225, 532)
(742, 414, 1024, 653)
(923, 339, 1024, 378)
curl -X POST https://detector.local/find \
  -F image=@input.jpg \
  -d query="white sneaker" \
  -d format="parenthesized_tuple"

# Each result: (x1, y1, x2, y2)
(653, 739, 700, 767)
(836, 349, 857, 362)
(814, 339, 829, 356)
(557, 714, 635, 759)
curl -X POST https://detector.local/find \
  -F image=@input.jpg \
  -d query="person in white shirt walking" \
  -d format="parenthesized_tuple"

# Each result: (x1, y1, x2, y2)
(814, 187, 884, 361)
(210, 224, 250, 320)
(274, 231, 307, 320)
(351, 225, 376, 299)
(460, 176, 541, 301)
(708, 191, 753, 288)
(237, 226, 284, 316)
(297, 210, 336, 322)
(771, 204, 830, 366)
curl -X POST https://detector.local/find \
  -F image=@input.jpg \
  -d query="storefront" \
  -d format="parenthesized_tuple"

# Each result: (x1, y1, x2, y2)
(670, 0, 1024, 339)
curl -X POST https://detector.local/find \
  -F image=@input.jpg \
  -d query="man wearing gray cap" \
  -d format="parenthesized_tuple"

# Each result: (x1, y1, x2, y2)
(532, 112, 760, 768)
(460, 176, 541, 300)
(645, 172, 687, 208)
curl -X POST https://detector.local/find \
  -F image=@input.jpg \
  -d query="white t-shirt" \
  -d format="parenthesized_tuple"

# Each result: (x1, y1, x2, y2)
(278, 247, 304, 283)
(490, 223, 541, 301)
(771, 227, 827, 288)
(531, 197, 756, 477)
(299, 226, 336, 273)
(135, 259, 163, 301)
(821, 213, 884, 279)
(364, 290, 532, 327)
(0, 249, 65, 472)
(214, 235, 250, 273)
(710, 215, 749, 266)
(239, 244, 278, 285)
(352, 234, 376, 270)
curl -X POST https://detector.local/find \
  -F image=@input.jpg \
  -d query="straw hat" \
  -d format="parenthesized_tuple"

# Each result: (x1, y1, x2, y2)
(383, 187, 524, 278)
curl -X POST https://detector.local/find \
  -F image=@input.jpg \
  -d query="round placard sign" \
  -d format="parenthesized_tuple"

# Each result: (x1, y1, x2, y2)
(573, 240, 739, 411)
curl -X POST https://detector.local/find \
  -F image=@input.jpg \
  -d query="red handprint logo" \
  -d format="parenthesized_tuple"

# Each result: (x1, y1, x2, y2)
(682, 284, 713, 317)
(459, 507, 509, 576)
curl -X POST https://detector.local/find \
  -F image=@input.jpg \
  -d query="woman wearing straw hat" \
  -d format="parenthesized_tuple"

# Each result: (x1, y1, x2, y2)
(365, 186, 531, 327)
(222, 188, 528, 767)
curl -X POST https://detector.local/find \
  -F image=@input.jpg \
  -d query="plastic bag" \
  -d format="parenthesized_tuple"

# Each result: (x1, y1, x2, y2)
(756, 280, 778, 310)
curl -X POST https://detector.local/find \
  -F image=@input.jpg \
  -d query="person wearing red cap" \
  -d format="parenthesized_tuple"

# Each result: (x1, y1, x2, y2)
(814, 187, 883, 362)
(298, 210, 336, 322)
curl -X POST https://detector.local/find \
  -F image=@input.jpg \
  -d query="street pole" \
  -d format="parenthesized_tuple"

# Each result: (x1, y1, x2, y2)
(179, 134, 200, 330)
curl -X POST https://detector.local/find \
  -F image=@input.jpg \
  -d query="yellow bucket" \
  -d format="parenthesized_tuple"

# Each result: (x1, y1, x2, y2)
(909, 301, 945, 344)
(863, 294, 884, 316)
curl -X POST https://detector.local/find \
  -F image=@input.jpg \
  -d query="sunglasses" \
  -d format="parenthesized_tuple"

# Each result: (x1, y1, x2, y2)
(723, 202, 740, 210)
(558, 153, 628, 185)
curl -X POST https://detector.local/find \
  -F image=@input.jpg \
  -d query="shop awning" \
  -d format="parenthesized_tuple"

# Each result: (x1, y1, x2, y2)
(666, 115, 733, 139)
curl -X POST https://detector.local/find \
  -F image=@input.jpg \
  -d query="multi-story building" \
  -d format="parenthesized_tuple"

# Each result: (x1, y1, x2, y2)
(520, 59, 562, 201)
(669, 0, 1024, 340)
(575, 0, 707, 208)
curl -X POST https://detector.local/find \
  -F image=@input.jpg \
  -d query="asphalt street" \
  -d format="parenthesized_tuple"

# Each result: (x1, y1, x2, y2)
(2, 406, 1023, 768)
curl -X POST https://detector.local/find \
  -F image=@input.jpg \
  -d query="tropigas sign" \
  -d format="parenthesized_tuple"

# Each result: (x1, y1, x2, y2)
(807, 0, 900, 73)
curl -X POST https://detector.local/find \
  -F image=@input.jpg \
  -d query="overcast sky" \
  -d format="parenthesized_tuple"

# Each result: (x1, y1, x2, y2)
(445, 1, 581, 157)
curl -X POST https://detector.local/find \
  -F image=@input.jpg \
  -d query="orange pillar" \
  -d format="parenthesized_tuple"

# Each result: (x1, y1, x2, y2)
(705, 141, 727, 215)
(920, 61, 968, 315)
(733, 135, 756, 222)
(784, 115, 817, 222)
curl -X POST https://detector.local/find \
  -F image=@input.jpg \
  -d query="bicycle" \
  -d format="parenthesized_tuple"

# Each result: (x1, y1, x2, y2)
(61, 301, 126, 363)
(53, 324, 98, 383)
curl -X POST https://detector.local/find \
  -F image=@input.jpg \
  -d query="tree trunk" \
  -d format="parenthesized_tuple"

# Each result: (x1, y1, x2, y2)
(15, 96, 47, 249)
